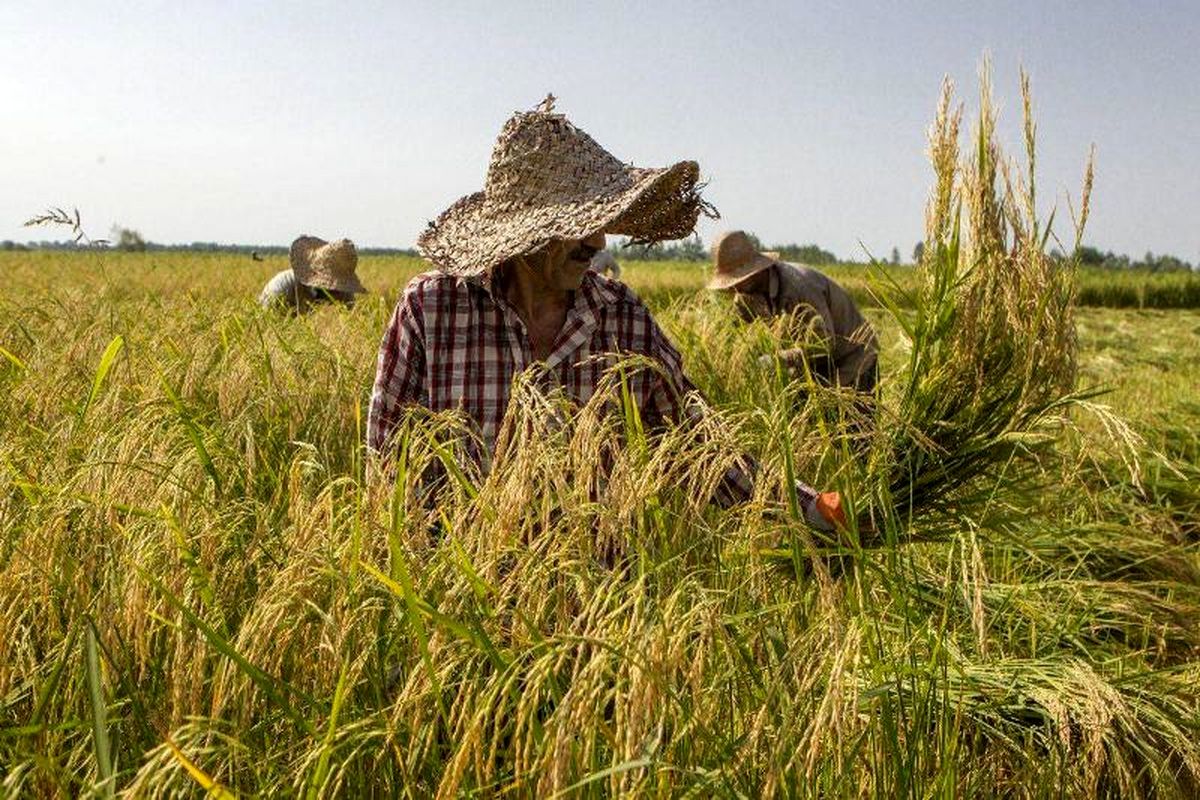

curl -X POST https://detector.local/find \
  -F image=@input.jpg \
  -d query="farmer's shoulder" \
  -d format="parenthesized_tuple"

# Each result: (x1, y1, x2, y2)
(259, 269, 297, 305)
(261, 268, 295, 294)
(396, 269, 481, 308)
(778, 260, 829, 286)
(778, 261, 837, 303)
(401, 269, 457, 295)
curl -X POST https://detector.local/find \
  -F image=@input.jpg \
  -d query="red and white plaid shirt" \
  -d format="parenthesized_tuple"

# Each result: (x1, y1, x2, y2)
(366, 269, 758, 504)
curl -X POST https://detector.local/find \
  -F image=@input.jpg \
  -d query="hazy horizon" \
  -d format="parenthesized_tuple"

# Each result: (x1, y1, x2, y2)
(4, 2, 1198, 261)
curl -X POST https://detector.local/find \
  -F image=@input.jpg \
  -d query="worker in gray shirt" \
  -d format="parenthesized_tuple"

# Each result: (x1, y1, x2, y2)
(260, 236, 366, 314)
(708, 230, 877, 392)
(589, 249, 622, 280)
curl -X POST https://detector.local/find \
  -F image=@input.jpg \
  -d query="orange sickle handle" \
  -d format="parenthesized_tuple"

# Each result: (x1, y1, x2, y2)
(815, 491, 847, 530)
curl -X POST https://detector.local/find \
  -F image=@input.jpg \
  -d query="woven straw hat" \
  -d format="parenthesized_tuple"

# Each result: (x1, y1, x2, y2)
(707, 230, 779, 291)
(290, 236, 366, 295)
(418, 96, 714, 276)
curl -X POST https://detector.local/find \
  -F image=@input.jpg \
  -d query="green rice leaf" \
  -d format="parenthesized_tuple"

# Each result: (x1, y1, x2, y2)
(142, 569, 315, 735)
(85, 625, 115, 798)
(78, 334, 124, 424)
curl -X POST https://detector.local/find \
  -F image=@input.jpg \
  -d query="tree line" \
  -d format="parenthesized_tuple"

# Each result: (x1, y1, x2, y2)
(1061, 245, 1195, 272)
(610, 233, 838, 264)
(0, 228, 415, 257)
(3, 231, 1194, 272)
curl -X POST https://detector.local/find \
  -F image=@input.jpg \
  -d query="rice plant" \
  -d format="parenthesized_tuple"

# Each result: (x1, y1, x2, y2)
(867, 66, 1092, 528)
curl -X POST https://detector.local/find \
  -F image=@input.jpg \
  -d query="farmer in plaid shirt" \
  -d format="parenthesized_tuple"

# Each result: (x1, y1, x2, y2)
(367, 97, 844, 531)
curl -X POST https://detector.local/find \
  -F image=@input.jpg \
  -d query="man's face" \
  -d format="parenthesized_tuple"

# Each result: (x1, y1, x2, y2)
(730, 267, 772, 320)
(546, 232, 606, 291)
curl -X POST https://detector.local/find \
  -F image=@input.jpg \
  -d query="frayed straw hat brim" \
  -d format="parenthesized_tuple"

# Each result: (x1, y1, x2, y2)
(706, 252, 777, 291)
(291, 237, 366, 294)
(419, 160, 703, 277)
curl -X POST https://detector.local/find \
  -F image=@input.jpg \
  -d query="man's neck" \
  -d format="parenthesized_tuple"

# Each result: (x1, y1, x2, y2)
(499, 258, 574, 361)
(501, 258, 571, 327)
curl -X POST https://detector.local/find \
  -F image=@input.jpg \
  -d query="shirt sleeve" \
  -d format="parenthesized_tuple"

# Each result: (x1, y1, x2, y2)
(259, 270, 297, 309)
(367, 282, 427, 453)
(826, 285, 879, 390)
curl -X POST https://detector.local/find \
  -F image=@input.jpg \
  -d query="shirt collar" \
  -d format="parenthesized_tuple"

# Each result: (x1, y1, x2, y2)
(460, 266, 620, 310)
(458, 267, 621, 370)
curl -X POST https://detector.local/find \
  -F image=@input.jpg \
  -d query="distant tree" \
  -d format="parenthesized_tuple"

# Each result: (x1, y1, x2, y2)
(890, 246, 901, 265)
(1071, 244, 1191, 271)
(1074, 245, 1106, 266)
(775, 243, 838, 265)
(912, 241, 925, 264)
(610, 237, 663, 261)
(609, 235, 708, 261)
(672, 236, 708, 261)
(112, 226, 147, 252)
(1142, 252, 1190, 272)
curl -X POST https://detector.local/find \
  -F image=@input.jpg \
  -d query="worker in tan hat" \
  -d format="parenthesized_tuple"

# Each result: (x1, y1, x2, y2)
(589, 249, 622, 279)
(367, 96, 846, 532)
(259, 236, 366, 314)
(708, 230, 878, 392)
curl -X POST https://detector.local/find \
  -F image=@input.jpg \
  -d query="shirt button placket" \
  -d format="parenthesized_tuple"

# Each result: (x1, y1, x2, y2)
(503, 304, 528, 372)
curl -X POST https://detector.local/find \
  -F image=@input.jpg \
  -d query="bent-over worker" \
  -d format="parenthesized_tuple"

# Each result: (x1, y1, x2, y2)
(259, 236, 366, 314)
(589, 249, 621, 279)
(708, 230, 878, 392)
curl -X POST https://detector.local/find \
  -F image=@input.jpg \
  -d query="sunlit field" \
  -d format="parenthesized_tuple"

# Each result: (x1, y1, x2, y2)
(2, 246, 1198, 798)
(3, 73, 1200, 797)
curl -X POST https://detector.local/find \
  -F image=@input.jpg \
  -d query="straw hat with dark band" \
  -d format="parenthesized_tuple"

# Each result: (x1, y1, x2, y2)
(707, 230, 780, 291)
(291, 236, 366, 295)
(418, 96, 715, 277)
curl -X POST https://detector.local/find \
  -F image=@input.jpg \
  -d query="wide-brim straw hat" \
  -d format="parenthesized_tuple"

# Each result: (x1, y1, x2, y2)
(290, 236, 366, 295)
(417, 96, 715, 276)
(707, 230, 779, 290)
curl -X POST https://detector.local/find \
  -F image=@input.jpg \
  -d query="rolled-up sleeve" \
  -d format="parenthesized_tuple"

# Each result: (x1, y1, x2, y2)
(367, 284, 427, 453)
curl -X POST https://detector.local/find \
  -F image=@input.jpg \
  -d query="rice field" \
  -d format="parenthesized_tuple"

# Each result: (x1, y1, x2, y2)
(2, 77, 1199, 798)
(623, 260, 1200, 312)
(1, 245, 1198, 798)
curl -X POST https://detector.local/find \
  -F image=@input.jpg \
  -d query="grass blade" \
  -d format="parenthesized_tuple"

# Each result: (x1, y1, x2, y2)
(85, 624, 115, 798)
(78, 334, 124, 424)
(0, 343, 27, 372)
(158, 370, 224, 496)
(164, 737, 238, 799)
(306, 659, 351, 800)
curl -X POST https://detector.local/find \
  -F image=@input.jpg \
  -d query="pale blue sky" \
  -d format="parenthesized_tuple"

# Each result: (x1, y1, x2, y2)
(3, 1, 1198, 260)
